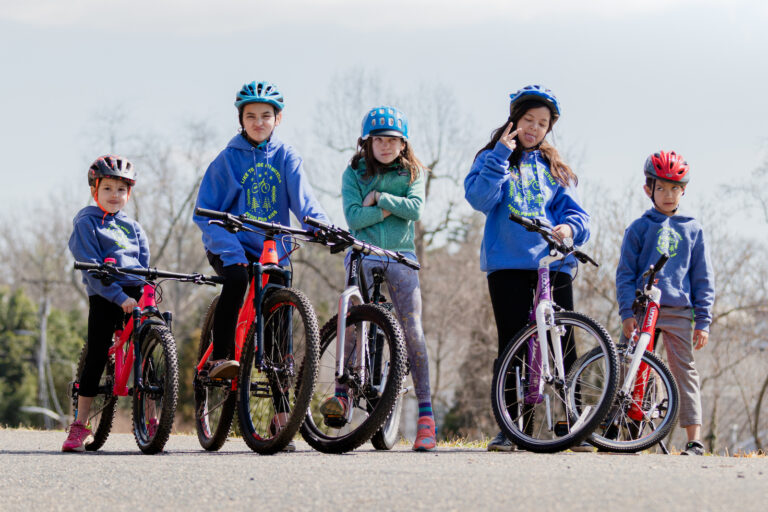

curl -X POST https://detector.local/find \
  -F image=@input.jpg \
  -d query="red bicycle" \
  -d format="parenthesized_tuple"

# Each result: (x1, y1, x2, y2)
(71, 259, 222, 454)
(193, 208, 320, 454)
(568, 253, 680, 452)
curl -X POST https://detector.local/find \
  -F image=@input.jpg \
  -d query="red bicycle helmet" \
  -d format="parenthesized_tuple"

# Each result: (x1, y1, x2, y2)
(644, 151, 690, 184)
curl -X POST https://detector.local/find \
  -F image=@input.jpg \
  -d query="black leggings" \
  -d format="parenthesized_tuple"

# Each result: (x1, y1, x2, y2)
(487, 269, 574, 358)
(79, 287, 142, 397)
(207, 252, 251, 361)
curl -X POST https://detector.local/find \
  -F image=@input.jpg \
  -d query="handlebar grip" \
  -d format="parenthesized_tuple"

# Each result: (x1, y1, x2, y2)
(509, 213, 534, 228)
(195, 207, 228, 220)
(303, 216, 331, 231)
(401, 257, 421, 270)
(74, 262, 101, 270)
(654, 253, 669, 273)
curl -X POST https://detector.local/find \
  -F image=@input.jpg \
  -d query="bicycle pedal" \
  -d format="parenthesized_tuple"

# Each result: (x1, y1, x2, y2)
(323, 415, 348, 428)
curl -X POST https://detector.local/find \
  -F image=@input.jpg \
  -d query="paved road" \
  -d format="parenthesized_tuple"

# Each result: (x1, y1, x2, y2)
(1, 429, 766, 511)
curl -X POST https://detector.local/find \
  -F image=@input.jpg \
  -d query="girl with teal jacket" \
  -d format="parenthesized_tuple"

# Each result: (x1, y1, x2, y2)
(327, 106, 436, 452)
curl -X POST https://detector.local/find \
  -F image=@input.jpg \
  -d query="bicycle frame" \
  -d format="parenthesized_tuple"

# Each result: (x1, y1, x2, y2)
(625, 276, 662, 421)
(195, 240, 293, 385)
(333, 251, 390, 393)
(110, 283, 164, 397)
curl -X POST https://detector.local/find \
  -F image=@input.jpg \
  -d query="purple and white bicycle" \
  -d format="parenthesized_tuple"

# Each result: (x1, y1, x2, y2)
(490, 213, 618, 452)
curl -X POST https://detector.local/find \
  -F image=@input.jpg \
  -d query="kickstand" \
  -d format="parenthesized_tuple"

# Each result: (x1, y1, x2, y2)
(659, 440, 670, 455)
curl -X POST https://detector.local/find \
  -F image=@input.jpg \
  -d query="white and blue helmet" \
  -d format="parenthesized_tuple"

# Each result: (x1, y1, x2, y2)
(361, 106, 409, 140)
(509, 85, 560, 121)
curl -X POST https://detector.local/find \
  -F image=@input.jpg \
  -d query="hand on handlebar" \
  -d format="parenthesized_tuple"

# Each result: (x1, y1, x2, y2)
(121, 297, 138, 314)
(622, 317, 637, 339)
(551, 224, 573, 244)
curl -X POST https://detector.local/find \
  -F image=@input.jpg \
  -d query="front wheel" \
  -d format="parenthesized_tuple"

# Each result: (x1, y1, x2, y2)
(300, 304, 406, 454)
(569, 344, 679, 453)
(194, 295, 237, 451)
(371, 392, 404, 450)
(237, 288, 320, 454)
(73, 344, 117, 452)
(491, 311, 618, 453)
(132, 324, 179, 454)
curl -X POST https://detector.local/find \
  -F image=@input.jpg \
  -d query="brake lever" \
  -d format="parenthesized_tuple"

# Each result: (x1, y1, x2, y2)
(573, 250, 599, 267)
(208, 219, 241, 233)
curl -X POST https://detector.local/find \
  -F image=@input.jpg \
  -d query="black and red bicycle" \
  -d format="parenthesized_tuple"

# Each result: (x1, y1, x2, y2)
(71, 260, 222, 454)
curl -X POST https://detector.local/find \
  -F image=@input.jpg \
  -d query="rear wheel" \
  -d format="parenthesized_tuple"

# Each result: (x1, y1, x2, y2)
(132, 324, 179, 454)
(73, 343, 117, 452)
(194, 296, 237, 451)
(300, 304, 406, 454)
(237, 288, 320, 454)
(569, 344, 679, 453)
(491, 311, 617, 453)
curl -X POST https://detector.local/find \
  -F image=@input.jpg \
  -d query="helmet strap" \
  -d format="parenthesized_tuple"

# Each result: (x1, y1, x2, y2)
(91, 177, 123, 224)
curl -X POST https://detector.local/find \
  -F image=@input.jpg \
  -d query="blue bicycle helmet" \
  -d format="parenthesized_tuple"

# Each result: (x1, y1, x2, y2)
(361, 106, 409, 140)
(509, 85, 560, 121)
(235, 81, 284, 111)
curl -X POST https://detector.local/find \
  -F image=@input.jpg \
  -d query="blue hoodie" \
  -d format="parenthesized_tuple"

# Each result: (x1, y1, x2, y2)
(193, 134, 330, 266)
(616, 208, 715, 331)
(69, 206, 150, 306)
(464, 142, 590, 274)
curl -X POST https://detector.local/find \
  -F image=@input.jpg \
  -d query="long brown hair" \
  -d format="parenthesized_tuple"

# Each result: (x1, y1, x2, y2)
(350, 137, 425, 183)
(474, 99, 577, 187)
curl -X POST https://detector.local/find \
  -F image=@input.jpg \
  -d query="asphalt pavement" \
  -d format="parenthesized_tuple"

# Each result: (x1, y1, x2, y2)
(1, 429, 766, 511)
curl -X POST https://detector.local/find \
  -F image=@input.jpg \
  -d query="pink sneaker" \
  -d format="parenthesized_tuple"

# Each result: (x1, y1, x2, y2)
(412, 417, 437, 452)
(62, 420, 94, 452)
(147, 418, 159, 439)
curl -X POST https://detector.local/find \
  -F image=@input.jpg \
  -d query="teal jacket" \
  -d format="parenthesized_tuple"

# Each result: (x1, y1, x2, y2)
(342, 162, 425, 253)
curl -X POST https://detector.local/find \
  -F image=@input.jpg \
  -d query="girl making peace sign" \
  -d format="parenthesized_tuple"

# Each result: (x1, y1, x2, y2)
(464, 85, 590, 451)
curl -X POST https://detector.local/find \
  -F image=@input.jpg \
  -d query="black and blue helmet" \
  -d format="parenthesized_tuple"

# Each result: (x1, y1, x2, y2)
(235, 81, 284, 111)
(87, 155, 136, 187)
(361, 106, 409, 140)
(509, 85, 560, 121)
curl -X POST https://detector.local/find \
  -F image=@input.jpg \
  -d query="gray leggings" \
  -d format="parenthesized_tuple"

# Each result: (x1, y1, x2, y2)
(344, 259, 433, 403)
(620, 306, 701, 427)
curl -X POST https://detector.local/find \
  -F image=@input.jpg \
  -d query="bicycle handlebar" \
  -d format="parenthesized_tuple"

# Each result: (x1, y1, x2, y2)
(642, 253, 669, 291)
(508, 213, 598, 267)
(195, 207, 313, 238)
(303, 216, 421, 270)
(74, 261, 225, 285)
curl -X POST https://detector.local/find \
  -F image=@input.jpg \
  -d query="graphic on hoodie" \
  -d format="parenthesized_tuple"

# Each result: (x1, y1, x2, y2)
(656, 225, 682, 257)
(107, 222, 132, 250)
(506, 161, 554, 218)
(241, 162, 282, 221)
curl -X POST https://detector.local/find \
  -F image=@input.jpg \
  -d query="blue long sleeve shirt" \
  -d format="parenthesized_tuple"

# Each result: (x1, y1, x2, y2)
(69, 206, 150, 306)
(193, 134, 330, 266)
(616, 208, 715, 331)
(464, 142, 590, 274)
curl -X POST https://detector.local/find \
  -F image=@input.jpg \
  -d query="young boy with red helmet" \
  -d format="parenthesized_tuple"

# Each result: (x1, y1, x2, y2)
(63, 155, 150, 451)
(615, 150, 715, 455)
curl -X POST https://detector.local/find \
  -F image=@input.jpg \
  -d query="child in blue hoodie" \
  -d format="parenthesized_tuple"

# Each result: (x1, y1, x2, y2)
(464, 85, 590, 451)
(193, 81, 329, 384)
(63, 155, 150, 452)
(616, 150, 715, 456)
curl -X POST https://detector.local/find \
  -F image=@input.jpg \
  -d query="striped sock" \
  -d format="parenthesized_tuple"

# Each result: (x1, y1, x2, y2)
(418, 401, 433, 419)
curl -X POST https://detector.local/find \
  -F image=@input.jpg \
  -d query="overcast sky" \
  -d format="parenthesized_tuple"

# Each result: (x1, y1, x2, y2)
(2, 0, 766, 226)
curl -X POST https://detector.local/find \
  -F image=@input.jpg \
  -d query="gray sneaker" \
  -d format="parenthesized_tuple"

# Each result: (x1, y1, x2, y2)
(681, 440, 705, 456)
(570, 441, 595, 453)
(487, 431, 516, 452)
